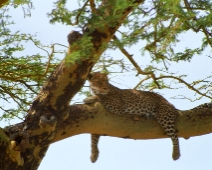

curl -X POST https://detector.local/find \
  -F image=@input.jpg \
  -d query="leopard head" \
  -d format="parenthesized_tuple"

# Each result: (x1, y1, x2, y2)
(87, 72, 110, 95)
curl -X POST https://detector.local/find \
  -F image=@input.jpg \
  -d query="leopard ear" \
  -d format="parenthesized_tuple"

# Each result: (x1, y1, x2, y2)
(87, 72, 94, 80)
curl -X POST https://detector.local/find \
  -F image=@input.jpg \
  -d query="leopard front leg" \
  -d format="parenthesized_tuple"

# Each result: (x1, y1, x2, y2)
(156, 111, 180, 160)
(90, 134, 100, 163)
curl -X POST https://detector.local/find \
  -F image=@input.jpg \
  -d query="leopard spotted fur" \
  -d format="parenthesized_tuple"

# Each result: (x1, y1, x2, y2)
(84, 72, 180, 162)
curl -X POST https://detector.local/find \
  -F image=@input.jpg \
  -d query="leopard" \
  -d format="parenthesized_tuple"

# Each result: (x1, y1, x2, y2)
(84, 72, 180, 163)
(191, 102, 212, 110)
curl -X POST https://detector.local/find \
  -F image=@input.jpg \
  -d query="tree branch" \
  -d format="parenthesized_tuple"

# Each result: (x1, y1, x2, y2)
(0, 0, 8, 8)
(3, 101, 212, 168)
(7, 102, 210, 143)
(72, 0, 90, 25)
(5, 102, 212, 145)
(6, 1, 146, 169)
(183, 0, 212, 47)
(157, 75, 212, 100)
(89, 0, 96, 13)
(113, 35, 153, 75)
(112, 35, 212, 97)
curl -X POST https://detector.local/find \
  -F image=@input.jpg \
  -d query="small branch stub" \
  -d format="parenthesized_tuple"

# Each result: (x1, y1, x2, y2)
(67, 31, 82, 45)
(39, 114, 57, 129)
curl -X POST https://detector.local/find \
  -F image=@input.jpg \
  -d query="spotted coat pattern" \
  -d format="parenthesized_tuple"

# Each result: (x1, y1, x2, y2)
(85, 72, 180, 162)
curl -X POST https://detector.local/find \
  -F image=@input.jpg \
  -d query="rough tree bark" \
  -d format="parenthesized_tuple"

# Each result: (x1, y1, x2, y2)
(0, 0, 212, 170)
(1, 102, 212, 169)
(0, 0, 145, 169)
(0, 0, 8, 8)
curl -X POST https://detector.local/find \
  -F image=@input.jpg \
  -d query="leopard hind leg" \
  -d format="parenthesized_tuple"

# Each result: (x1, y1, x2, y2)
(90, 134, 100, 163)
(156, 112, 180, 160)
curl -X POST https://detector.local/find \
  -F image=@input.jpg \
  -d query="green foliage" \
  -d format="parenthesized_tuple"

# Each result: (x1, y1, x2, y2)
(11, 0, 31, 4)
(0, 5, 60, 122)
(47, 0, 73, 25)
(47, 0, 212, 64)
(1, 0, 212, 122)
(173, 48, 203, 62)
(48, 0, 92, 27)
(65, 34, 93, 64)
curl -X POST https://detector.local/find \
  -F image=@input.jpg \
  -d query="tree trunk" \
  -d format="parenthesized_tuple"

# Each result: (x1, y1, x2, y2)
(1, 0, 212, 169)
(0, 0, 9, 8)
(0, 1, 146, 169)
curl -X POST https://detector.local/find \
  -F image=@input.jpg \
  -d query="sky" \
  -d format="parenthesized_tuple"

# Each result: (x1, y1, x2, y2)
(0, 1, 212, 170)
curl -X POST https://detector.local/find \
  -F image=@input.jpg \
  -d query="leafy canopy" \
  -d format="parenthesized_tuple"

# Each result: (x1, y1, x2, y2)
(0, 0, 212, 122)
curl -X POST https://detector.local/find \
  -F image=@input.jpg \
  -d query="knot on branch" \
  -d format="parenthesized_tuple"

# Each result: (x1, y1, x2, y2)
(67, 31, 82, 45)
(39, 114, 57, 129)
(4, 122, 25, 134)
(10, 131, 29, 151)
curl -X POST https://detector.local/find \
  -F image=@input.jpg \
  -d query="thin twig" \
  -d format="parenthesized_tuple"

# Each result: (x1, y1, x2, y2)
(183, 0, 212, 47)
(0, 85, 30, 106)
(133, 75, 151, 89)
(0, 74, 46, 81)
(44, 44, 55, 76)
(157, 75, 212, 99)
(73, 0, 90, 25)
(18, 80, 38, 94)
(0, 106, 24, 120)
(113, 35, 161, 88)
(113, 35, 152, 75)
(89, 0, 96, 13)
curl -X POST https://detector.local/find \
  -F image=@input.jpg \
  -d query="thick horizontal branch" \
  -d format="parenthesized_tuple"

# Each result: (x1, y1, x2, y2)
(3, 101, 211, 168)
(53, 102, 212, 143)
